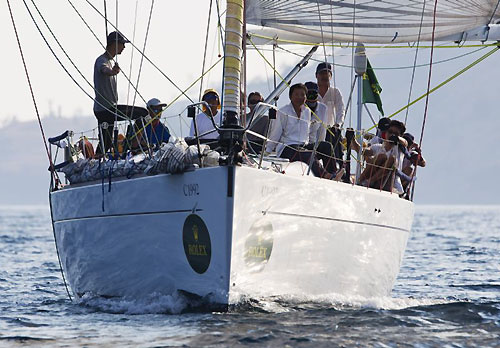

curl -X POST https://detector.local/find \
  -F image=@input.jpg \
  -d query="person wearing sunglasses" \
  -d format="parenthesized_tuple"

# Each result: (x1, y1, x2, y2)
(189, 89, 222, 143)
(303, 82, 338, 174)
(304, 82, 328, 143)
(245, 91, 268, 154)
(144, 98, 170, 147)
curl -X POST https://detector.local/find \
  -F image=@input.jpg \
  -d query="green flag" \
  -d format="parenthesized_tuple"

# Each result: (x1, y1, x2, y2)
(362, 59, 384, 115)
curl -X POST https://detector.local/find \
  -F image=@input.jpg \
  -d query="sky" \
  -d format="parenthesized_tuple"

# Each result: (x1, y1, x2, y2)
(1, 0, 500, 205)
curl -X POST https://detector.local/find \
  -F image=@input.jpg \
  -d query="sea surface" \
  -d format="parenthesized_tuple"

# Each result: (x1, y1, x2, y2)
(0, 205, 499, 347)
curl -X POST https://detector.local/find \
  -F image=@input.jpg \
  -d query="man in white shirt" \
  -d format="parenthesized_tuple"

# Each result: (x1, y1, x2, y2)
(265, 83, 335, 179)
(304, 81, 337, 173)
(305, 82, 328, 143)
(316, 62, 345, 167)
(189, 89, 221, 145)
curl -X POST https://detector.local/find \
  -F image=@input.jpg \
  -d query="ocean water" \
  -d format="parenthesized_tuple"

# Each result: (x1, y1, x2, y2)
(0, 205, 499, 347)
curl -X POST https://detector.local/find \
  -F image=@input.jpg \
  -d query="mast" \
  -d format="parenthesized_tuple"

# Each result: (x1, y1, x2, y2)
(354, 43, 367, 181)
(222, 0, 244, 124)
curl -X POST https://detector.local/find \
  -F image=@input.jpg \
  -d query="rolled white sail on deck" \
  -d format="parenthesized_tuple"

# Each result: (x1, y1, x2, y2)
(246, 0, 500, 43)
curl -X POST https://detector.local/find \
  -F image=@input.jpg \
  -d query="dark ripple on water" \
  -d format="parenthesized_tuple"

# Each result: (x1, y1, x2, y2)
(0, 205, 499, 347)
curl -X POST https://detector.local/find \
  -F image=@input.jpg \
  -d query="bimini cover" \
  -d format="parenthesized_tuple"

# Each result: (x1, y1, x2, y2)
(246, 0, 500, 44)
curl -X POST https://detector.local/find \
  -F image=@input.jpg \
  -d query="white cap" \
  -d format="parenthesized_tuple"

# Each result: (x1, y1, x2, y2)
(146, 98, 167, 108)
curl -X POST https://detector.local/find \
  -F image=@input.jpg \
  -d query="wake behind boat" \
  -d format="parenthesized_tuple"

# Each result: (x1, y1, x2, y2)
(9, 0, 500, 308)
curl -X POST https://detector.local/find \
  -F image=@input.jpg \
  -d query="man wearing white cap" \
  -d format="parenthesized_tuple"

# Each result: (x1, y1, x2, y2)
(189, 89, 221, 142)
(142, 98, 170, 146)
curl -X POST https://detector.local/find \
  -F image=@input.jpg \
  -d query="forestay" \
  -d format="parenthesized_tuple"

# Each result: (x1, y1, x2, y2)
(246, 0, 500, 43)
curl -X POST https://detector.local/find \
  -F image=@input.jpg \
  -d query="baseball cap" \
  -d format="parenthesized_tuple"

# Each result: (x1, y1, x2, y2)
(147, 98, 167, 109)
(316, 62, 333, 74)
(107, 31, 130, 45)
(305, 81, 319, 92)
(377, 117, 391, 132)
(403, 132, 415, 146)
(202, 89, 220, 101)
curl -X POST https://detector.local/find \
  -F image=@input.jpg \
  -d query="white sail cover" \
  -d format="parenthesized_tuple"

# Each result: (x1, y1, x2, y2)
(246, 0, 500, 43)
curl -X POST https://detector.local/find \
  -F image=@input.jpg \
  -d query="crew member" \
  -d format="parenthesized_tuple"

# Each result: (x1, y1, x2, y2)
(93, 31, 129, 155)
(143, 98, 171, 146)
(265, 83, 336, 179)
(189, 89, 221, 145)
(316, 62, 345, 166)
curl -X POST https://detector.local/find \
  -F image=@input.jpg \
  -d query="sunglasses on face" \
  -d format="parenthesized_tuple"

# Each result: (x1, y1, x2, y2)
(248, 99, 262, 105)
(307, 92, 318, 100)
(204, 94, 219, 101)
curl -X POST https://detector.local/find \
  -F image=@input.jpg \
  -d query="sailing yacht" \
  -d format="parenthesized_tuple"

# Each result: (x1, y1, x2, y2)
(42, 0, 500, 306)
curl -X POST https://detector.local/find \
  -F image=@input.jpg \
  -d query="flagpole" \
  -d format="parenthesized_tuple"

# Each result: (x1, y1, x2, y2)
(354, 43, 367, 182)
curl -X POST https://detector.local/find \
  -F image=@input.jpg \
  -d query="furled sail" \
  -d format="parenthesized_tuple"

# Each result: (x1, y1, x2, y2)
(246, 0, 500, 43)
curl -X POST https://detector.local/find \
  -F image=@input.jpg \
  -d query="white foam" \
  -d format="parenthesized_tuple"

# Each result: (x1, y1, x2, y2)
(77, 292, 189, 314)
(230, 290, 451, 312)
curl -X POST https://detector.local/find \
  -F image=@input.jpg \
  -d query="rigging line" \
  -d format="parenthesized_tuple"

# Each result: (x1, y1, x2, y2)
(488, 0, 500, 24)
(166, 57, 224, 111)
(404, 0, 427, 125)
(273, 40, 277, 104)
(315, 0, 328, 62)
(115, 0, 118, 30)
(276, 44, 487, 70)
(215, 0, 225, 56)
(65, 0, 152, 109)
(364, 46, 500, 134)
(329, 1, 336, 87)
(131, 0, 155, 108)
(28, 0, 163, 154)
(103, 0, 108, 37)
(129, 0, 155, 152)
(7, 0, 53, 171)
(247, 37, 347, 150)
(27, 0, 131, 122)
(81, 0, 194, 105)
(215, 0, 225, 122)
(126, 0, 139, 106)
(199, 0, 214, 102)
(6, 0, 72, 302)
(420, 0, 438, 150)
(248, 33, 497, 49)
(411, 0, 439, 200)
(348, 0, 357, 128)
(66, 0, 177, 139)
(131, 57, 224, 141)
(28, 0, 143, 156)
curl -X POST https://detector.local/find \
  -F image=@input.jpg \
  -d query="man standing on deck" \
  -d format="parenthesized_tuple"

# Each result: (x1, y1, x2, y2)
(93, 31, 129, 156)
(316, 62, 345, 167)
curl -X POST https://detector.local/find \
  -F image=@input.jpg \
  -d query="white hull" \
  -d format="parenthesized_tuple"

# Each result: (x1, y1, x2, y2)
(50, 165, 413, 305)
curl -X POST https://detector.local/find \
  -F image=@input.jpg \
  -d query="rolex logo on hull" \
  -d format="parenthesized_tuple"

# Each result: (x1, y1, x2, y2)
(244, 218, 273, 272)
(183, 214, 212, 274)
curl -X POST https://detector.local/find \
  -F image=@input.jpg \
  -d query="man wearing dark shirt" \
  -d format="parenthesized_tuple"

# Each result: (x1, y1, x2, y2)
(144, 98, 170, 146)
(93, 31, 129, 156)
